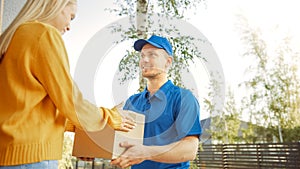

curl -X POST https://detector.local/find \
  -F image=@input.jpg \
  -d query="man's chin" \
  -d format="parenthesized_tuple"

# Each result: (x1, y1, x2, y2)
(142, 71, 154, 77)
(142, 71, 163, 78)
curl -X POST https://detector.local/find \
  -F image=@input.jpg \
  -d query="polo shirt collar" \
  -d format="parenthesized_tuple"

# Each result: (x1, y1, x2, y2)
(142, 80, 174, 100)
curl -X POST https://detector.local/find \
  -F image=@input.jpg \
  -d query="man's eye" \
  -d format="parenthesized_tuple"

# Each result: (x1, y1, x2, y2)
(150, 53, 156, 58)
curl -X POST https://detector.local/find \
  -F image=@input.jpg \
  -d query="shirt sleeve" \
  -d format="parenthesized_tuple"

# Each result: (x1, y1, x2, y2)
(175, 89, 202, 139)
(31, 26, 122, 131)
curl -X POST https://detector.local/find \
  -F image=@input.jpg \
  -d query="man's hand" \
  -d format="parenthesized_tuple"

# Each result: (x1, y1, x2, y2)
(111, 141, 149, 168)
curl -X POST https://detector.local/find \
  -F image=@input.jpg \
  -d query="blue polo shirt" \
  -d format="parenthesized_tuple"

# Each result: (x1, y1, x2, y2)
(123, 80, 202, 169)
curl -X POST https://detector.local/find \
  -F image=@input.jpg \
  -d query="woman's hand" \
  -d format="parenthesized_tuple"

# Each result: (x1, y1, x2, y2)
(113, 102, 136, 132)
(77, 157, 94, 161)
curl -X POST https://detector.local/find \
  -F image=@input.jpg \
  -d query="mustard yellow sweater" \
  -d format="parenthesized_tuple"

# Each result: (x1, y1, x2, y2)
(0, 21, 122, 165)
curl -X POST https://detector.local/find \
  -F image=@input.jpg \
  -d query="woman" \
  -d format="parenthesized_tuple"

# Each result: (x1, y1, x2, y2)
(0, 0, 134, 168)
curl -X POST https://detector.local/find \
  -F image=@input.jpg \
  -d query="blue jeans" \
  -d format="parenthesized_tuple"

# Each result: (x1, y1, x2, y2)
(0, 160, 58, 169)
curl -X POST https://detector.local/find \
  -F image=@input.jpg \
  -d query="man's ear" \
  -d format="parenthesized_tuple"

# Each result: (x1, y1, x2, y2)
(166, 57, 173, 67)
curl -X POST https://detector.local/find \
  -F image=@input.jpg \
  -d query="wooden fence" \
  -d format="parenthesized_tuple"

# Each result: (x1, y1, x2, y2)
(195, 142, 300, 169)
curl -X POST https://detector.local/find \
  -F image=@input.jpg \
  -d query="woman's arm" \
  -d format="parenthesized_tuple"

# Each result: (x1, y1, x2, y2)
(33, 25, 134, 132)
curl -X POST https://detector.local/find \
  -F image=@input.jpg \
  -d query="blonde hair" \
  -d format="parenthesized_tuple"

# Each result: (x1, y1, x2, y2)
(0, 0, 77, 60)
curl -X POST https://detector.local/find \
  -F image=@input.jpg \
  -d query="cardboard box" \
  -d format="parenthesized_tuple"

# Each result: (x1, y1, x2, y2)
(72, 112, 145, 159)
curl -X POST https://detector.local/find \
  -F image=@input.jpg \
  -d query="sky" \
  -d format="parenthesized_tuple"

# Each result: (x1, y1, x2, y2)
(63, 0, 300, 119)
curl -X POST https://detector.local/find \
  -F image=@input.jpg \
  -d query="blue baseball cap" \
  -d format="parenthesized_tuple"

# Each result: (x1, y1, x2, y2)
(134, 35, 173, 56)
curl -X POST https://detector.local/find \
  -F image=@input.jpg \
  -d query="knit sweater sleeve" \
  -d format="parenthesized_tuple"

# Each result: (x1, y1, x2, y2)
(31, 25, 122, 131)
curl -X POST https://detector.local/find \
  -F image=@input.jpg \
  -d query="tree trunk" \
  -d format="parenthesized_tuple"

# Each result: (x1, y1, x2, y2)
(136, 0, 148, 38)
(136, 0, 149, 90)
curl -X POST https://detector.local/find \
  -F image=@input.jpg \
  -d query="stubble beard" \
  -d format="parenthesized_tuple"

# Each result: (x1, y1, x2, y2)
(142, 69, 165, 79)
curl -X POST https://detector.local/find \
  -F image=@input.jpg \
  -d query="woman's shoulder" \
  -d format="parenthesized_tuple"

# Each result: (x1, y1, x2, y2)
(18, 21, 59, 35)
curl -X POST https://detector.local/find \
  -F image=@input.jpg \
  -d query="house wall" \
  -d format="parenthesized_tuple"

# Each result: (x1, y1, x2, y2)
(1, 0, 26, 32)
(0, 0, 3, 33)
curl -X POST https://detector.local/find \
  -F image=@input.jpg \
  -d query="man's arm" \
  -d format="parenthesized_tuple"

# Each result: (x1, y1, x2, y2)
(111, 135, 199, 168)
